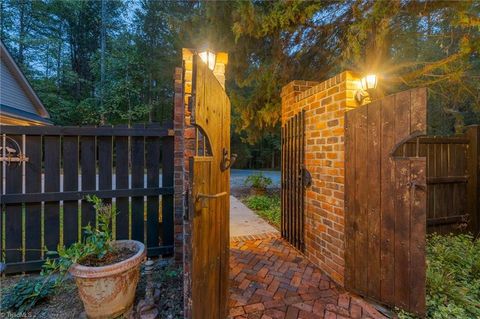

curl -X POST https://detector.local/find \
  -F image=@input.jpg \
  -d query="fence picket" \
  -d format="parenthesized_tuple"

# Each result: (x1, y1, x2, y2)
(63, 136, 79, 246)
(25, 135, 42, 261)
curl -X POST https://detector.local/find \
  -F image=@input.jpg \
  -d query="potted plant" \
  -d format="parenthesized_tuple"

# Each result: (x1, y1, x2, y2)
(64, 196, 146, 318)
(1, 196, 146, 318)
(244, 173, 273, 195)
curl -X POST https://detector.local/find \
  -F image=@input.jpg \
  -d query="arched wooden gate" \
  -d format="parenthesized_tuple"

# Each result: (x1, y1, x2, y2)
(187, 55, 231, 319)
(345, 88, 427, 315)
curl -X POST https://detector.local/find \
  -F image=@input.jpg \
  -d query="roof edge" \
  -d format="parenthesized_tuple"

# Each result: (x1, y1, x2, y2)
(0, 40, 50, 119)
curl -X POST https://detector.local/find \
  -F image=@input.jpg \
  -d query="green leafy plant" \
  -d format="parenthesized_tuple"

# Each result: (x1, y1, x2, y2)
(396, 234, 480, 319)
(244, 173, 272, 190)
(244, 195, 281, 227)
(1, 196, 116, 313)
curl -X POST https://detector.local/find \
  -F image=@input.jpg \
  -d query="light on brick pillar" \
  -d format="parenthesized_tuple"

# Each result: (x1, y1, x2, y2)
(280, 71, 360, 286)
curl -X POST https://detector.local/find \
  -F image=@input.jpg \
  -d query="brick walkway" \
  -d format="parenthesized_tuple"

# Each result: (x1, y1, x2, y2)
(229, 235, 387, 319)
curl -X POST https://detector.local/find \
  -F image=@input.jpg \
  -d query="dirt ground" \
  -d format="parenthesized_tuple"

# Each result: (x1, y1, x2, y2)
(0, 258, 183, 319)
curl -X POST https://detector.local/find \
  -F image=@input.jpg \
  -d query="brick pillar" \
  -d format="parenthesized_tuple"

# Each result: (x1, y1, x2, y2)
(173, 67, 185, 264)
(281, 71, 360, 285)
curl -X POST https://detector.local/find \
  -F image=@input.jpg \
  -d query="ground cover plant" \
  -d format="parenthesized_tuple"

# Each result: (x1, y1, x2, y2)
(244, 194, 280, 228)
(398, 234, 480, 319)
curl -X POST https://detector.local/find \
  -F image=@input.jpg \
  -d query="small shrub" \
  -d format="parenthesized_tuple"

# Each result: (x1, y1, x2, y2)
(244, 195, 280, 227)
(244, 173, 272, 190)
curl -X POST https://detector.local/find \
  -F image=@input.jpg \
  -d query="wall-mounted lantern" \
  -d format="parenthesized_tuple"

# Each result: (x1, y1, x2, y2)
(355, 74, 378, 103)
(199, 49, 216, 71)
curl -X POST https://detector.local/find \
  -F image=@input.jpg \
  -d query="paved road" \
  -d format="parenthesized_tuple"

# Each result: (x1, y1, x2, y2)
(230, 169, 280, 188)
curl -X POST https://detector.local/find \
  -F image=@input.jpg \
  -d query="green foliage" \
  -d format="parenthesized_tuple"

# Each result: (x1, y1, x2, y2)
(244, 195, 280, 227)
(244, 173, 272, 189)
(396, 234, 480, 319)
(425, 234, 480, 319)
(1, 196, 116, 313)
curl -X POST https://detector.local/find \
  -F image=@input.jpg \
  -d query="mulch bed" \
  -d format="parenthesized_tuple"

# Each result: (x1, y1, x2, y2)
(0, 258, 183, 319)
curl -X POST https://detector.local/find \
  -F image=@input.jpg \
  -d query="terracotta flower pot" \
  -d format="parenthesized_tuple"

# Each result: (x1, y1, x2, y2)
(69, 240, 146, 319)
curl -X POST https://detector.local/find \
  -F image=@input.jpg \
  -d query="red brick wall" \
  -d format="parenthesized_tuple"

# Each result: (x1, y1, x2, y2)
(281, 71, 360, 285)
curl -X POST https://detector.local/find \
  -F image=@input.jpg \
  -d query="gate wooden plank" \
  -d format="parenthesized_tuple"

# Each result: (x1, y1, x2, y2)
(44, 136, 60, 253)
(5, 135, 23, 263)
(354, 105, 368, 295)
(131, 124, 145, 242)
(345, 109, 356, 288)
(367, 100, 381, 300)
(63, 136, 79, 246)
(161, 135, 174, 247)
(81, 135, 97, 232)
(393, 90, 412, 310)
(380, 94, 396, 304)
(25, 135, 42, 261)
(409, 158, 426, 314)
(146, 124, 160, 248)
(115, 125, 129, 239)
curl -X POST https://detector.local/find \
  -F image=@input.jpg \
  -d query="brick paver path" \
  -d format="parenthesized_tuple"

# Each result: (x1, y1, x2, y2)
(229, 235, 387, 319)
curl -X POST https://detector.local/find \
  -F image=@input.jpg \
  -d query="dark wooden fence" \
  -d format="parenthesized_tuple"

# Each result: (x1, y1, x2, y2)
(394, 125, 480, 235)
(281, 110, 305, 251)
(0, 124, 175, 274)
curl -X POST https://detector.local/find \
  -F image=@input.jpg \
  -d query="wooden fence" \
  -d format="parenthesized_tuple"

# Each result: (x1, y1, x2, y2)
(0, 124, 175, 274)
(394, 125, 480, 235)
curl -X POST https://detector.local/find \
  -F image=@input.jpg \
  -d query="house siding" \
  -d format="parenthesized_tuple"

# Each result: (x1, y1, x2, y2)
(0, 58, 38, 114)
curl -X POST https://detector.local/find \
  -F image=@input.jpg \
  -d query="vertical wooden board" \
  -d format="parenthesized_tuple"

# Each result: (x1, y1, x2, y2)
(465, 126, 479, 235)
(80, 135, 96, 231)
(98, 130, 113, 206)
(409, 158, 426, 315)
(115, 125, 129, 239)
(354, 105, 368, 294)
(25, 135, 42, 261)
(162, 135, 175, 247)
(380, 94, 396, 304)
(344, 109, 356, 288)
(393, 90, 412, 310)
(63, 136, 79, 246)
(44, 136, 61, 253)
(5, 135, 23, 263)
(367, 101, 381, 299)
(131, 124, 145, 242)
(288, 119, 293, 244)
(146, 126, 160, 249)
(410, 88, 427, 133)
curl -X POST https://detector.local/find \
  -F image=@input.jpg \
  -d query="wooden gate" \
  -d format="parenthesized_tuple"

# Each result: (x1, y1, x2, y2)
(281, 111, 306, 251)
(189, 56, 231, 319)
(345, 88, 427, 315)
(0, 124, 174, 274)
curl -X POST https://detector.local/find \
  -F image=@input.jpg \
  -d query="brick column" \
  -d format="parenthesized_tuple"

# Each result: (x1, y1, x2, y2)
(173, 67, 185, 264)
(281, 71, 360, 285)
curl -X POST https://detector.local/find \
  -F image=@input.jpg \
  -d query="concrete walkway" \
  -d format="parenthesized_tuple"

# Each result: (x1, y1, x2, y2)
(230, 196, 279, 240)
